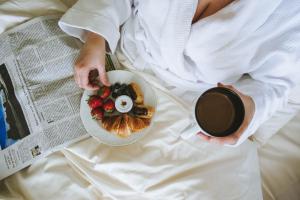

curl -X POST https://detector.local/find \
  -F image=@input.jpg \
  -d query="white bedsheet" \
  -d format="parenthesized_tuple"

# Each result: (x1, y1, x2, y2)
(258, 112, 300, 200)
(0, 86, 262, 199)
(0, 1, 299, 200)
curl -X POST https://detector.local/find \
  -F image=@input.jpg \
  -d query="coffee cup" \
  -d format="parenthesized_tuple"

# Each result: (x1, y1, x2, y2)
(181, 87, 245, 139)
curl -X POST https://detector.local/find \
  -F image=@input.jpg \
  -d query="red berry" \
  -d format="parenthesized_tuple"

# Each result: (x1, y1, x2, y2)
(91, 107, 104, 120)
(88, 95, 103, 109)
(103, 99, 115, 113)
(98, 86, 111, 99)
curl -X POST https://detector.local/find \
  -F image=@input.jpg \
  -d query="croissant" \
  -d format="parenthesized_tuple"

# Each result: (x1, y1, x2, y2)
(109, 115, 124, 137)
(102, 116, 117, 132)
(102, 114, 151, 137)
(102, 115, 132, 137)
(116, 114, 132, 137)
(128, 116, 151, 133)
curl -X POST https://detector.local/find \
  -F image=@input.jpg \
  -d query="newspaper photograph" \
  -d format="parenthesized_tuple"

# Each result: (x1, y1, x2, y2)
(0, 64, 31, 150)
(0, 15, 119, 180)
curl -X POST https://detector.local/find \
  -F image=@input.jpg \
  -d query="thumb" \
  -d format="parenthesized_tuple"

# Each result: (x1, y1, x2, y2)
(217, 82, 225, 87)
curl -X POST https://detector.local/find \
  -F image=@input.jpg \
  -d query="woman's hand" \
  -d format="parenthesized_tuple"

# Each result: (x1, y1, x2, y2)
(74, 31, 110, 90)
(197, 83, 255, 145)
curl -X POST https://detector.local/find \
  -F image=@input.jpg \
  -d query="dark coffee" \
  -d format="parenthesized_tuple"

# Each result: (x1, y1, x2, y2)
(195, 87, 245, 137)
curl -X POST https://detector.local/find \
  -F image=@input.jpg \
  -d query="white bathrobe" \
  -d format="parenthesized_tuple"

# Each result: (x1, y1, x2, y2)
(59, 0, 300, 146)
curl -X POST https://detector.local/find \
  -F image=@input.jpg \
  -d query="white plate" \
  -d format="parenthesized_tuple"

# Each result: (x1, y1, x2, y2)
(80, 70, 157, 146)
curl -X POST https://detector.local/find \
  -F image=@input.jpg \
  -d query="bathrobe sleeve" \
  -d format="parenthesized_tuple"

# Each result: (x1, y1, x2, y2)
(58, 0, 132, 53)
(232, 41, 300, 147)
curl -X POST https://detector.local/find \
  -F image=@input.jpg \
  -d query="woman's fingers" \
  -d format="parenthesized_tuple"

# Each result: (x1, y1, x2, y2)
(217, 82, 224, 87)
(75, 58, 110, 90)
(197, 132, 239, 145)
(75, 65, 109, 90)
(210, 134, 239, 145)
(78, 68, 98, 90)
(197, 132, 210, 141)
(97, 65, 110, 86)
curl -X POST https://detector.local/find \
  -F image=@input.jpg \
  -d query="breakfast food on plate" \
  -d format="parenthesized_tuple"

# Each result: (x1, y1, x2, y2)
(116, 115, 132, 137)
(127, 116, 151, 132)
(132, 105, 154, 119)
(103, 99, 115, 112)
(101, 114, 151, 135)
(129, 82, 143, 104)
(102, 116, 116, 132)
(87, 81, 154, 138)
(98, 86, 111, 99)
(88, 95, 103, 109)
(91, 107, 104, 120)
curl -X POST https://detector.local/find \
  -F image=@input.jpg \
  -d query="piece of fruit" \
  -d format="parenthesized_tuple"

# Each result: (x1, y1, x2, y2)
(111, 82, 121, 92)
(98, 86, 111, 99)
(91, 107, 104, 120)
(88, 95, 103, 109)
(103, 99, 115, 112)
(114, 82, 121, 89)
(112, 92, 118, 98)
(115, 84, 128, 97)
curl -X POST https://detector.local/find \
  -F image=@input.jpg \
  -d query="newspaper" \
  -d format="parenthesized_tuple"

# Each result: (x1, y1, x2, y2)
(0, 15, 120, 180)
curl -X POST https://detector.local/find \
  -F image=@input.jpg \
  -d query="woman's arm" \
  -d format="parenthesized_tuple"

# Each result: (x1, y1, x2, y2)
(199, 54, 300, 147)
(58, 0, 133, 89)
(59, 0, 132, 53)
(74, 32, 108, 89)
(194, 0, 300, 147)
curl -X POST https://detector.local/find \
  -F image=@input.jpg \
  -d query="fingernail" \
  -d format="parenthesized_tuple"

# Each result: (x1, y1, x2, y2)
(196, 132, 203, 135)
(218, 82, 224, 87)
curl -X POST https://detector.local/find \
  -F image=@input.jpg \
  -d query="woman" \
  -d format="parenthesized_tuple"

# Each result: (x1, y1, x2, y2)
(59, 0, 300, 146)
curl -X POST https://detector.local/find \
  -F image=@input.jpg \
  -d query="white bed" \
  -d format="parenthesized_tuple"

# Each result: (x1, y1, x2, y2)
(0, 1, 299, 199)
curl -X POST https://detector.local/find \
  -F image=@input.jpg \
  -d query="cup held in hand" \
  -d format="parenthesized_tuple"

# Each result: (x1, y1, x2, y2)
(196, 87, 245, 137)
(181, 87, 245, 139)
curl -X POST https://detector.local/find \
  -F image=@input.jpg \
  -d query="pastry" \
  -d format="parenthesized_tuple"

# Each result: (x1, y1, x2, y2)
(116, 114, 132, 137)
(102, 114, 151, 136)
(102, 115, 132, 137)
(141, 118, 151, 127)
(128, 116, 151, 133)
(132, 105, 154, 119)
(129, 82, 143, 104)
(102, 115, 118, 132)
(111, 115, 122, 133)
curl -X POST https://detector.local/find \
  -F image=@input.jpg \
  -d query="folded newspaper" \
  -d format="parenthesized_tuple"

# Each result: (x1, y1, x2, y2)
(0, 15, 120, 180)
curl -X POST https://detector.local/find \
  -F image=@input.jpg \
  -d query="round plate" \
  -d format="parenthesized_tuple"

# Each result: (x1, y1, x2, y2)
(80, 70, 157, 146)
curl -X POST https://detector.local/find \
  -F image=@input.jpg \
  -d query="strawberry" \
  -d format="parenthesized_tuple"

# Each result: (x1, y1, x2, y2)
(98, 86, 111, 99)
(88, 95, 103, 109)
(91, 107, 104, 120)
(103, 99, 115, 113)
